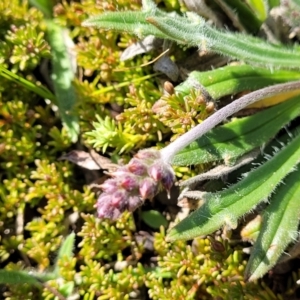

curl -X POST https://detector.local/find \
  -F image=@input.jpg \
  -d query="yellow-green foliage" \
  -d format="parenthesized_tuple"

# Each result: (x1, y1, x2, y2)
(0, 0, 298, 299)
(0, 0, 49, 70)
(149, 228, 283, 300)
(153, 88, 215, 140)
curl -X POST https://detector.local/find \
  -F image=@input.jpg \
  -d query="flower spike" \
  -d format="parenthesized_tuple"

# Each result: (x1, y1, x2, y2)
(96, 149, 175, 220)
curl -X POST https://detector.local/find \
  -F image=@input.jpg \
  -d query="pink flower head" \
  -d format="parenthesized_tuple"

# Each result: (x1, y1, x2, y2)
(95, 148, 176, 220)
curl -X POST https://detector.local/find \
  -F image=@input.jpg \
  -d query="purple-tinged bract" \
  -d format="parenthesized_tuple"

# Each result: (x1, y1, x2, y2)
(148, 162, 163, 181)
(120, 174, 139, 191)
(100, 179, 118, 193)
(139, 177, 158, 200)
(128, 158, 147, 176)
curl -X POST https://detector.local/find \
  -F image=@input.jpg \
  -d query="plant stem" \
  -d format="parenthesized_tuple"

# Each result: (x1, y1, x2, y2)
(160, 80, 300, 163)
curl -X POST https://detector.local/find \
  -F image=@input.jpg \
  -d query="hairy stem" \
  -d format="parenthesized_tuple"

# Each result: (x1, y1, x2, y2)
(160, 80, 300, 163)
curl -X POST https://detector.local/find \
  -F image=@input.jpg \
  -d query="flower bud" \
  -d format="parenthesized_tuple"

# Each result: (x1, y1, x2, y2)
(160, 165, 175, 197)
(241, 215, 262, 242)
(195, 95, 205, 105)
(119, 174, 139, 192)
(163, 81, 175, 95)
(207, 236, 225, 253)
(139, 177, 158, 200)
(206, 101, 215, 113)
(128, 158, 147, 176)
(148, 162, 163, 181)
(110, 189, 128, 207)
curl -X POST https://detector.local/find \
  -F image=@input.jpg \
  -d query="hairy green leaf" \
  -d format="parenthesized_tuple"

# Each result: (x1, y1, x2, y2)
(245, 168, 300, 281)
(175, 65, 300, 100)
(83, 11, 169, 39)
(167, 131, 300, 241)
(83, 0, 300, 69)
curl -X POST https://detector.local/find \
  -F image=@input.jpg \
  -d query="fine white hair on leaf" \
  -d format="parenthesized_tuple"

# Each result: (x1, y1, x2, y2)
(283, 126, 293, 138)
(289, 230, 299, 243)
(263, 153, 273, 160)
(272, 146, 280, 153)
